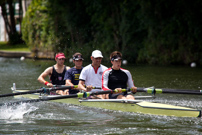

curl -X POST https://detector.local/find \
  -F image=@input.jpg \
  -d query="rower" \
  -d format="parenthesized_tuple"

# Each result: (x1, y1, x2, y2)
(64, 52, 84, 94)
(37, 52, 70, 95)
(102, 51, 137, 99)
(78, 50, 108, 99)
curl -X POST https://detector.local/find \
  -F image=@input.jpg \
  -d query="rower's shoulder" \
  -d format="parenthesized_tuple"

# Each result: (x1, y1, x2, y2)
(65, 66, 71, 70)
(45, 66, 54, 72)
(83, 64, 92, 69)
(100, 64, 108, 70)
(120, 68, 132, 76)
(120, 68, 129, 72)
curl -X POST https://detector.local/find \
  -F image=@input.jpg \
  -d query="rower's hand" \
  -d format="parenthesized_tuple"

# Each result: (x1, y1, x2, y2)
(47, 83, 53, 87)
(86, 85, 93, 92)
(131, 87, 137, 94)
(114, 88, 122, 93)
(64, 89, 69, 95)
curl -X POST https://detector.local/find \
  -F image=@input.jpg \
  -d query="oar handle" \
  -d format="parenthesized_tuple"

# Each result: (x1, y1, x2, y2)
(92, 86, 101, 89)
(53, 85, 101, 90)
(53, 85, 66, 87)
(111, 88, 132, 93)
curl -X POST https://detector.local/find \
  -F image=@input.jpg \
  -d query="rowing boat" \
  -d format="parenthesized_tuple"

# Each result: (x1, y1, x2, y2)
(10, 85, 201, 118)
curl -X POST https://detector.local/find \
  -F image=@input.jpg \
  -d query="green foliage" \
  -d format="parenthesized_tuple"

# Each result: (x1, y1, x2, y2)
(21, 0, 202, 65)
(22, 0, 54, 51)
(0, 42, 29, 52)
(137, 0, 202, 65)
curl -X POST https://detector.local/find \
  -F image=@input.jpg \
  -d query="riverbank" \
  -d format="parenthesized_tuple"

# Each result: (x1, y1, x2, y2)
(0, 42, 54, 59)
(0, 50, 32, 58)
(0, 50, 55, 59)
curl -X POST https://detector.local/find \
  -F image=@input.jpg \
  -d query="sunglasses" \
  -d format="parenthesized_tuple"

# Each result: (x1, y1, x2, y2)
(58, 58, 65, 60)
(75, 59, 83, 62)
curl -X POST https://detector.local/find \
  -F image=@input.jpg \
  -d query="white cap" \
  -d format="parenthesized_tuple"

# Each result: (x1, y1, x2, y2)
(92, 50, 103, 58)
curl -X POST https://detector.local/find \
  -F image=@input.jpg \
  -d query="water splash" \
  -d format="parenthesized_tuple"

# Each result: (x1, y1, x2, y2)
(0, 103, 38, 120)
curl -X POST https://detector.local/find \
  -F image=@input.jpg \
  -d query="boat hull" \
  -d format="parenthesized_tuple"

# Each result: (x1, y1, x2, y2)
(12, 89, 201, 117)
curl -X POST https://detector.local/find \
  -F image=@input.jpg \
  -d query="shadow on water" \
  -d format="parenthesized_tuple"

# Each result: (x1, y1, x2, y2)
(0, 57, 202, 134)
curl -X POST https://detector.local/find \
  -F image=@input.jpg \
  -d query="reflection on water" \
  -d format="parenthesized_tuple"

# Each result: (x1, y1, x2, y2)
(128, 65, 202, 90)
(0, 57, 202, 134)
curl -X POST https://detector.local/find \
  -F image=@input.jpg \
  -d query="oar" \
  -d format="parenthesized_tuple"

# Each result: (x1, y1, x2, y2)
(0, 90, 112, 106)
(0, 85, 78, 98)
(61, 86, 202, 95)
(53, 85, 101, 90)
(136, 87, 202, 95)
(111, 87, 202, 95)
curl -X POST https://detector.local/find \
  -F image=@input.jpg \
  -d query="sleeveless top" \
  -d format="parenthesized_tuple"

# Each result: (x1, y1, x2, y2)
(50, 66, 66, 85)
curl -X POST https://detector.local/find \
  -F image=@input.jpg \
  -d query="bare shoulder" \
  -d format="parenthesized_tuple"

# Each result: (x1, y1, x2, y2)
(39, 66, 53, 77)
(44, 66, 53, 74)
(66, 66, 71, 70)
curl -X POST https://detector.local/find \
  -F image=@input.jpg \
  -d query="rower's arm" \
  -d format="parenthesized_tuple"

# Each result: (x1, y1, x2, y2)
(78, 80, 86, 91)
(102, 70, 110, 90)
(65, 80, 79, 90)
(37, 67, 53, 87)
(65, 80, 74, 86)
(78, 80, 92, 91)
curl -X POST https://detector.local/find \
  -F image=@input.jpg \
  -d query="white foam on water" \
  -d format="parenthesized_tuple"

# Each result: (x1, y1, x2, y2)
(0, 103, 38, 120)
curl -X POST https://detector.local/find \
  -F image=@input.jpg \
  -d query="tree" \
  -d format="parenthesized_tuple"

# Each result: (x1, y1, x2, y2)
(0, 0, 23, 45)
(21, 0, 202, 65)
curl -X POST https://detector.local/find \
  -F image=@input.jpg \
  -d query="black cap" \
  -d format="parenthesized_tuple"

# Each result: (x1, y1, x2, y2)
(111, 55, 122, 61)
(73, 55, 84, 60)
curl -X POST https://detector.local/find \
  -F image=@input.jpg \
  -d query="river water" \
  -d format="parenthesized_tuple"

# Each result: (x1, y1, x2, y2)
(0, 57, 202, 135)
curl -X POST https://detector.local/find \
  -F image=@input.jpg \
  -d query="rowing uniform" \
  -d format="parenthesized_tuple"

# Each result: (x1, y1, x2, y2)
(102, 67, 135, 99)
(64, 67, 83, 94)
(79, 64, 108, 92)
(50, 66, 66, 85)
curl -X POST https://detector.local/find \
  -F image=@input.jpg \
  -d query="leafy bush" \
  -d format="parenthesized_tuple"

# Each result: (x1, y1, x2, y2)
(21, 0, 202, 65)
